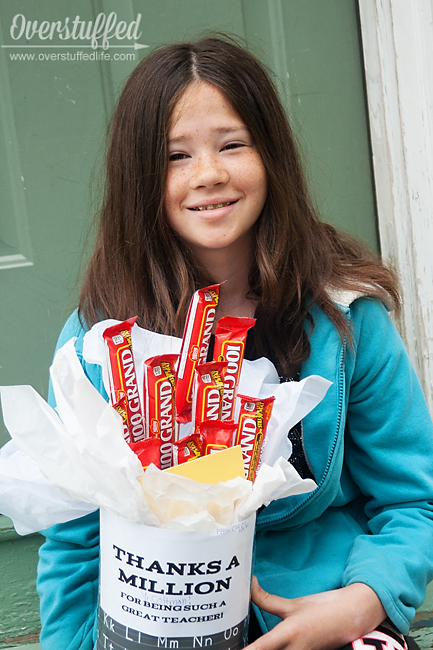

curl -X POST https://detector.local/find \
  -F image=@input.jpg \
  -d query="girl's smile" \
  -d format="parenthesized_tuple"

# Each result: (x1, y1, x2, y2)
(164, 81, 267, 261)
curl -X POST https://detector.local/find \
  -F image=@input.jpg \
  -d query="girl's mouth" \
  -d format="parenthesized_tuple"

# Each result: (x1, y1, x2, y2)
(189, 201, 236, 211)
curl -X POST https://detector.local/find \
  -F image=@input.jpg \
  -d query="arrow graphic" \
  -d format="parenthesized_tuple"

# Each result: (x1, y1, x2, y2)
(1, 43, 148, 50)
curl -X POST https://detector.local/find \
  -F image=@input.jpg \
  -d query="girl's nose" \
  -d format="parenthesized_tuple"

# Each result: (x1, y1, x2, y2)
(189, 155, 230, 188)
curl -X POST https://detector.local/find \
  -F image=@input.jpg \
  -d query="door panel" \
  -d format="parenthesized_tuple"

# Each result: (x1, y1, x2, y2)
(243, 0, 378, 248)
(1, 1, 112, 436)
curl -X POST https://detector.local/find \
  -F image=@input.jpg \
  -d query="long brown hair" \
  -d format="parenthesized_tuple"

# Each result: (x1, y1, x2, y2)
(79, 36, 399, 376)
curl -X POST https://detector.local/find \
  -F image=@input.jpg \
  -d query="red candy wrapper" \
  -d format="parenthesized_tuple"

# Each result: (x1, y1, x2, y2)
(213, 316, 256, 421)
(191, 361, 227, 432)
(235, 395, 275, 481)
(143, 354, 178, 469)
(112, 392, 127, 431)
(198, 421, 237, 455)
(103, 317, 145, 443)
(173, 433, 203, 465)
(175, 284, 221, 423)
(128, 438, 162, 470)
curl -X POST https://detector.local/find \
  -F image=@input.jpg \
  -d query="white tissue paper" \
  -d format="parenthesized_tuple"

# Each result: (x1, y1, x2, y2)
(0, 319, 331, 535)
(0, 439, 96, 535)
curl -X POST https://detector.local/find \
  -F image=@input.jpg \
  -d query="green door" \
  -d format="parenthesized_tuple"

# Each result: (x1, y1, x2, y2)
(0, 0, 375, 643)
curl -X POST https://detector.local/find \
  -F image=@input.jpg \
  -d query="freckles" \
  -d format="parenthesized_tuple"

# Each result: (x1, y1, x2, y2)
(166, 170, 187, 197)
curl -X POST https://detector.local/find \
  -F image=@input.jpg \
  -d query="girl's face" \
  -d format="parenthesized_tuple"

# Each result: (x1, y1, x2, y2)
(164, 81, 267, 260)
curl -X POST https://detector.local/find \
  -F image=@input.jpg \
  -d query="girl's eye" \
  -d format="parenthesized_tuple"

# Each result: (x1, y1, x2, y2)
(169, 152, 188, 162)
(222, 142, 245, 152)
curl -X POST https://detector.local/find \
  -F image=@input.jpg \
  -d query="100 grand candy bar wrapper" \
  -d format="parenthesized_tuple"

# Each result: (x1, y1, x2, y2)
(103, 283, 269, 482)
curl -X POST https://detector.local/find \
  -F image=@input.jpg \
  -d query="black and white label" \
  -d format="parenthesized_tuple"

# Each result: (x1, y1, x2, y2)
(97, 608, 248, 650)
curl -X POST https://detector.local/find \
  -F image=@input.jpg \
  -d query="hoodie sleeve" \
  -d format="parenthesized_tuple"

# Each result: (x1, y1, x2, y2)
(341, 298, 433, 634)
(37, 311, 105, 650)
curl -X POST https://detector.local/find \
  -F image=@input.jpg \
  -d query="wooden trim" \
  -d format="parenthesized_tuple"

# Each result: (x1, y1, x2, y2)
(358, 0, 433, 411)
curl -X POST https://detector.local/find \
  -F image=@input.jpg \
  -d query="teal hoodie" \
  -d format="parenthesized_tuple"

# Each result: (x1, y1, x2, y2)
(37, 298, 433, 649)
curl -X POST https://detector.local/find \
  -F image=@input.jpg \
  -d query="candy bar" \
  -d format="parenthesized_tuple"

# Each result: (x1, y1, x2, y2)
(103, 317, 145, 443)
(143, 354, 178, 469)
(172, 433, 203, 465)
(175, 284, 221, 423)
(191, 361, 226, 432)
(198, 420, 237, 455)
(213, 316, 256, 421)
(128, 438, 162, 470)
(112, 392, 128, 439)
(235, 395, 275, 481)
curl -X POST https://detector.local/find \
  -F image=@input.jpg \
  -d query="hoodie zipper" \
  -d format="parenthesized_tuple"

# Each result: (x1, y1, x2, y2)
(256, 342, 346, 530)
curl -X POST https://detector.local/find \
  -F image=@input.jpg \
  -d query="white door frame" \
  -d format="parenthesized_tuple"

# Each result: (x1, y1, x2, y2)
(358, 0, 433, 412)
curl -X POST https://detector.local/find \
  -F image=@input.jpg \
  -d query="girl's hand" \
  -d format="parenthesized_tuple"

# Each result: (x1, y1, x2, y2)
(247, 577, 387, 650)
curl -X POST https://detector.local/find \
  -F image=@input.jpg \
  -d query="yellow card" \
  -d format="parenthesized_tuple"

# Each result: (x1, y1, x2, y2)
(164, 445, 245, 484)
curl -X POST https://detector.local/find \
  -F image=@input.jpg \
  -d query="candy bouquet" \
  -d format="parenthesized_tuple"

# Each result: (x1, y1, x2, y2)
(0, 283, 331, 650)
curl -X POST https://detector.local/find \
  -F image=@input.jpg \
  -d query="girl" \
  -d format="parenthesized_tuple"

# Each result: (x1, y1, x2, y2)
(37, 37, 433, 650)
